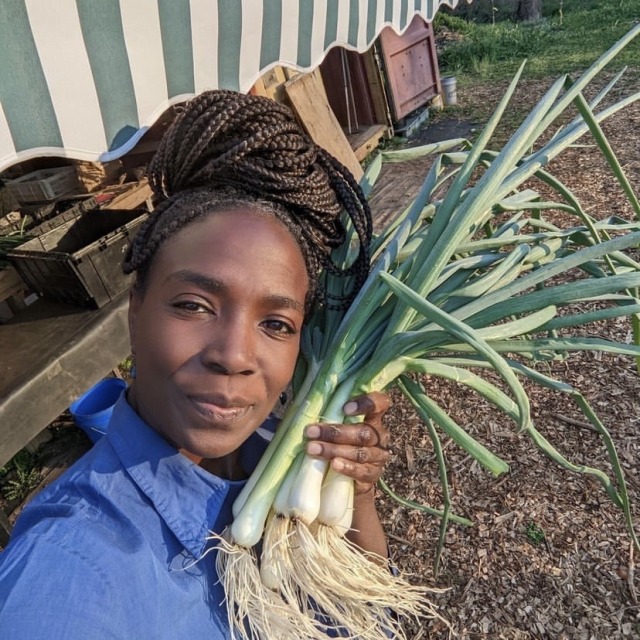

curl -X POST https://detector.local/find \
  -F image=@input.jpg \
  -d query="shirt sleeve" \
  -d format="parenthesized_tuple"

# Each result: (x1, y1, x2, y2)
(0, 534, 123, 640)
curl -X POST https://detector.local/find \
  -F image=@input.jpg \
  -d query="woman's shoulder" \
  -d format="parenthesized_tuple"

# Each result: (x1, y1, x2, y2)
(6, 439, 143, 550)
(0, 531, 119, 638)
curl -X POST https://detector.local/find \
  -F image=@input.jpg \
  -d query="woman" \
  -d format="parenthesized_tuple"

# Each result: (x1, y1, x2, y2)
(0, 90, 391, 638)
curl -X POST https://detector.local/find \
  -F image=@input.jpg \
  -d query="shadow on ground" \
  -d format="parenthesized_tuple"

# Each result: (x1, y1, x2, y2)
(368, 116, 479, 230)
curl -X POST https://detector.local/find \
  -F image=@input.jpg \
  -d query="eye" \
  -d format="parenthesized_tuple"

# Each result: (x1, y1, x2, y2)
(172, 299, 212, 315)
(261, 318, 296, 336)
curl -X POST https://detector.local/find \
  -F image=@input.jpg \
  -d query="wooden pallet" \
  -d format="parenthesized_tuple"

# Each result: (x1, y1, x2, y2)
(101, 179, 153, 211)
(284, 69, 364, 181)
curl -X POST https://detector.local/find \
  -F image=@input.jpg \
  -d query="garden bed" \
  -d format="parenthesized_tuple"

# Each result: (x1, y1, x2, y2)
(367, 71, 640, 639)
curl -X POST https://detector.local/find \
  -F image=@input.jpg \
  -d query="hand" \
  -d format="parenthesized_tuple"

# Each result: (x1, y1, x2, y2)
(304, 391, 391, 496)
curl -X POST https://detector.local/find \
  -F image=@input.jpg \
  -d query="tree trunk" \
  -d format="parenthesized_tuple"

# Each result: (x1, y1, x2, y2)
(515, 0, 542, 22)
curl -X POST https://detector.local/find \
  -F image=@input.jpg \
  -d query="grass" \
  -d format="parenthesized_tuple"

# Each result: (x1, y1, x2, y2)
(428, 0, 640, 146)
(524, 521, 546, 545)
(0, 421, 91, 510)
(0, 450, 41, 503)
(435, 0, 640, 83)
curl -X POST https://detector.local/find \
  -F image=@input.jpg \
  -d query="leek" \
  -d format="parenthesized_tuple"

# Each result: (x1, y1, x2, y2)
(212, 25, 640, 640)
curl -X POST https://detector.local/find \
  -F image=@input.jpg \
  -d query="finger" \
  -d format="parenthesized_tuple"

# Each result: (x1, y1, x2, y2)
(306, 440, 391, 467)
(330, 458, 385, 488)
(306, 423, 390, 450)
(342, 391, 391, 422)
(342, 392, 392, 450)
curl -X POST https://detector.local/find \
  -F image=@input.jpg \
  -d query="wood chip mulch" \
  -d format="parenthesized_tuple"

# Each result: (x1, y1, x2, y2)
(369, 71, 640, 639)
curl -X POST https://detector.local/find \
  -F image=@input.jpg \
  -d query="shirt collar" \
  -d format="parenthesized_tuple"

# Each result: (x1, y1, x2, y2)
(106, 395, 246, 558)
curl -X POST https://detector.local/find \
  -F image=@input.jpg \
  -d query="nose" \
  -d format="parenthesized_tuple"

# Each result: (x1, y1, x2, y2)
(201, 313, 256, 375)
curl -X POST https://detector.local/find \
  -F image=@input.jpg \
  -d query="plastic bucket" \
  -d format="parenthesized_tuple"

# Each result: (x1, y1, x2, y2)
(69, 377, 127, 443)
(441, 76, 457, 106)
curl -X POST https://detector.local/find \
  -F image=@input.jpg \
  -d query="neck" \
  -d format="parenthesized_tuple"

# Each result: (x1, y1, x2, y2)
(179, 448, 247, 481)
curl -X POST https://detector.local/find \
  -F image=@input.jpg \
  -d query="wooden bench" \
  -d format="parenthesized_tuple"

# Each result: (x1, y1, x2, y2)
(0, 179, 155, 542)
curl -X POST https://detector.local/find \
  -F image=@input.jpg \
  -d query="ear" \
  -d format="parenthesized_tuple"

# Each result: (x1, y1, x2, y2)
(128, 286, 142, 357)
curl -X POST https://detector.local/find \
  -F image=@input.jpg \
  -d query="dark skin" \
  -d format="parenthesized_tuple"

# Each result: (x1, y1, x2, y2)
(127, 208, 391, 558)
(306, 391, 391, 557)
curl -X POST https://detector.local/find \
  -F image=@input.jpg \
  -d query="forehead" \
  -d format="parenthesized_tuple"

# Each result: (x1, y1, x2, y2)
(147, 209, 309, 298)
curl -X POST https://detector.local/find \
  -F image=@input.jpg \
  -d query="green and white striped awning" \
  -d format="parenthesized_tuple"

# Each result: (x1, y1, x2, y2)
(0, 0, 462, 172)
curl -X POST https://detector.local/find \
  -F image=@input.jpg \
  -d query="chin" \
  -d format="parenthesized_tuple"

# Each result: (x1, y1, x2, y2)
(178, 430, 247, 460)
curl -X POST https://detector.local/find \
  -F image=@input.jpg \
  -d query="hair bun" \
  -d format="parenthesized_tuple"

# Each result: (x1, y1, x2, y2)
(135, 90, 373, 309)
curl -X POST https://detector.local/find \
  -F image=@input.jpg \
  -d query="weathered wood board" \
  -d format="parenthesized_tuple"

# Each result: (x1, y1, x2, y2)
(284, 69, 363, 181)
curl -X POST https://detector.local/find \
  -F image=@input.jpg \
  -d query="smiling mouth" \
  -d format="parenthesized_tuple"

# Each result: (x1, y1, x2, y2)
(188, 396, 252, 424)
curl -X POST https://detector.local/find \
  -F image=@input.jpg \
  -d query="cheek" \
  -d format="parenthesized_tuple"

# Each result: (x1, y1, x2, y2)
(268, 341, 301, 392)
(136, 312, 198, 372)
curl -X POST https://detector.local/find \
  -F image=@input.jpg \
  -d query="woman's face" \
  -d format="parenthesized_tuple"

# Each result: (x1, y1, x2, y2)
(127, 209, 309, 464)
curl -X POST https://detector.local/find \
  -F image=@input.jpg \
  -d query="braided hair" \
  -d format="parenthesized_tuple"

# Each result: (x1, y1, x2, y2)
(123, 89, 373, 311)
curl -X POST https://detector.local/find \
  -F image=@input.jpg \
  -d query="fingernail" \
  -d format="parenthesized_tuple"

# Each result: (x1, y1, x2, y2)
(306, 425, 321, 439)
(333, 459, 345, 472)
(307, 442, 322, 456)
(343, 401, 358, 416)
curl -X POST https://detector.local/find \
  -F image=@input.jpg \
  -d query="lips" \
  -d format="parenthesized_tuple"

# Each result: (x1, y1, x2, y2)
(187, 394, 252, 424)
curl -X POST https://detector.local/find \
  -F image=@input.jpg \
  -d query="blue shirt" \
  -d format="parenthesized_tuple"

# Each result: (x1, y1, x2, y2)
(0, 394, 274, 639)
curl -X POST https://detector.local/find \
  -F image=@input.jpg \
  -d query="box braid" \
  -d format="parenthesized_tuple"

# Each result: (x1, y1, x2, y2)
(123, 89, 373, 310)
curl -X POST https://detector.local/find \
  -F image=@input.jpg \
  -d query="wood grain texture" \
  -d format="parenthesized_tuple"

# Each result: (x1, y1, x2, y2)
(284, 69, 363, 180)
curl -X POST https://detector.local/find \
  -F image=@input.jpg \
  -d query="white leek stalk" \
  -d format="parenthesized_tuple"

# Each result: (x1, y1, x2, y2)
(287, 456, 327, 525)
(318, 467, 354, 527)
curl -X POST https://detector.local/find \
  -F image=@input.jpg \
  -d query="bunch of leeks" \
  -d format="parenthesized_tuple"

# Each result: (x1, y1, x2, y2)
(213, 25, 640, 640)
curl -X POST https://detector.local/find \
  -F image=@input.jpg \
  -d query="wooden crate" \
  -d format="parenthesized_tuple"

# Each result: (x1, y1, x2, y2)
(100, 180, 153, 211)
(0, 266, 26, 316)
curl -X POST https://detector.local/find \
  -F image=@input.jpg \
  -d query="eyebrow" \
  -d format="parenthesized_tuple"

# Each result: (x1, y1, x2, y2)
(168, 269, 305, 312)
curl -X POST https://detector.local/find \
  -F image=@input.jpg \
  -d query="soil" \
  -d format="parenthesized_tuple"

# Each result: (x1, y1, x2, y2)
(2, 74, 639, 639)
(366, 75, 640, 638)
(411, 120, 480, 147)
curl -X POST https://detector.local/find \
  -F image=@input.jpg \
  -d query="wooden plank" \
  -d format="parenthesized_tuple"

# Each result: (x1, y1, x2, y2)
(284, 69, 363, 181)
(378, 17, 440, 121)
(0, 294, 130, 470)
(102, 179, 153, 211)
(368, 154, 435, 232)
(318, 48, 376, 132)
(0, 267, 26, 317)
(363, 48, 392, 126)
(0, 267, 24, 301)
(348, 124, 390, 162)
(251, 65, 290, 103)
